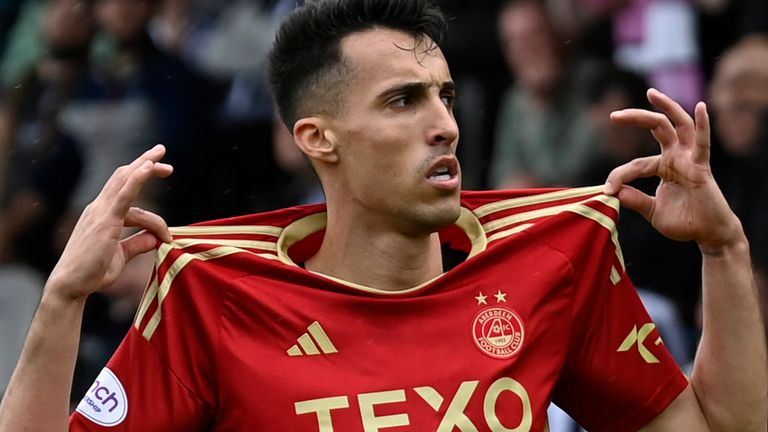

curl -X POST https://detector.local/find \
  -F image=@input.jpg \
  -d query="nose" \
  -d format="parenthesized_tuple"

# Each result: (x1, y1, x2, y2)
(427, 99, 459, 147)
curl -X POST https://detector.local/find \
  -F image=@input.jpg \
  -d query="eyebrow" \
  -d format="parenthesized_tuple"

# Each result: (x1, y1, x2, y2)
(377, 81, 457, 102)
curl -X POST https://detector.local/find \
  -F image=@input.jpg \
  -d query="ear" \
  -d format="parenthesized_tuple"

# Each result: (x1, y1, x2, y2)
(293, 117, 339, 164)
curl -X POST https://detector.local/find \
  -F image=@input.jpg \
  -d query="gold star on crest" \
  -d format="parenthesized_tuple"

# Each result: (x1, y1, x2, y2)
(494, 290, 507, 303)
(475, 292, 488, 305)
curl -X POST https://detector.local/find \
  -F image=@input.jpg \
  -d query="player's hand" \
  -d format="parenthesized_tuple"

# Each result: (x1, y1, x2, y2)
(603, 89, 744, 253)
(46, 145, 174, 302)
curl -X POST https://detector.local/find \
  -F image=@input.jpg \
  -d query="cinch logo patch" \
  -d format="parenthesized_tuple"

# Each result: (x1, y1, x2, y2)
(472, 306, 525, 359)
(76, 367, 128, 427)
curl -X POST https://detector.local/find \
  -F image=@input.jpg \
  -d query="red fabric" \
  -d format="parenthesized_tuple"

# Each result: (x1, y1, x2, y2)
(70, 188, 686, 431)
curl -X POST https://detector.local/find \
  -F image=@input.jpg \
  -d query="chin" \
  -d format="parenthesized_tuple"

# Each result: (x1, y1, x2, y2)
(419, 201, 462, 232)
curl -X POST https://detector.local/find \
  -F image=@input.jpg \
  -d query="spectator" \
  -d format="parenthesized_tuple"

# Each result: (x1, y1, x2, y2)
(57, 0, 210, 225)
(0, 0, 23, 60)
(439, 0, 508, 189)
(0, 0, 93, 397)
(612, 0, 704, 112)
(491, 0, 602, 189)
(0, 0, 47, 88)
(0, 0, 91, 274)
(697, 0, 768, 76)
(708, 35, 768, 336)
(152, 0, 308, 213)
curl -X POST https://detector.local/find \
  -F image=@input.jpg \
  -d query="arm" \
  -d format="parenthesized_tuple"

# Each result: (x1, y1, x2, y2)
(0, 145, 173, 432)
(604, 89, 767, 431)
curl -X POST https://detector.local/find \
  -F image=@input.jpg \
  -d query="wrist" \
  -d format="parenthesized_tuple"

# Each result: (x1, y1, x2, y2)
(698, 224, 750, 258)
(42, 274, 92, 307)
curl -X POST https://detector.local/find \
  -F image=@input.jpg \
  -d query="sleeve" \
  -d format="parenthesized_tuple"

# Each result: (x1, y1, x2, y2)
(546, 198, 689, 431)
(69, 328, 214, 431)
(70, 246, 227, 431)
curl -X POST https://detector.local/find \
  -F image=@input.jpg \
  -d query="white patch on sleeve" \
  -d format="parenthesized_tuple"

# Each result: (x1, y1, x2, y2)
(75, 367, 128, 427)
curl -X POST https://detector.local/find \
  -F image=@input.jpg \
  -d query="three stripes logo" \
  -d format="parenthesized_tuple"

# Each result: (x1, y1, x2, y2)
(287, 321, 338, 357)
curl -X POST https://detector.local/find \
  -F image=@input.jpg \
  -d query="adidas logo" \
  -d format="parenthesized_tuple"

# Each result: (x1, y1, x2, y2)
(287, 321, 339, 356)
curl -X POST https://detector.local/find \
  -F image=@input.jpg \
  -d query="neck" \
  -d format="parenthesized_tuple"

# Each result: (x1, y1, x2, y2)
(304, 207, 444, 292)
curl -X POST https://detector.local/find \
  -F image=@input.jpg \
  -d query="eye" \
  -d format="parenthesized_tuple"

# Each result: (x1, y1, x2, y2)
(441, 94, 456, 108)
(390, 95, 413, 108)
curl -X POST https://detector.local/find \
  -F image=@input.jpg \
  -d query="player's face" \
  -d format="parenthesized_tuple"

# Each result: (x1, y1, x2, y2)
(327, 29, 461, 234)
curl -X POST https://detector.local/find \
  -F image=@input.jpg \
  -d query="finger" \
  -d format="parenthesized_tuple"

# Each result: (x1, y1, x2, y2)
(610, 109, 677, 147)
(120, 231, 161, 263)
(110, 160, 171, 220)
(603, 155, 661, 195)
(616, 184, 655, 221)
(124, 207, 172, 243)
(154, 162, 174, 178)
(647, 88, 695, 145)
(110, 161, 154, 217)
(98, 145, 168, 199)
(693, 101, 711, 164)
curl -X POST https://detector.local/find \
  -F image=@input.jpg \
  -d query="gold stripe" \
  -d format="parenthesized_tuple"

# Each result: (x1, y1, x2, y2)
(591, 193, 621, 212)
(172, 238, 277, 252)
(137, 242, 277, 331)
(481, 194, 619, 234)
(134, 276, 158, 329)
(566, 205, 625, 270)
(474, 186, 604, 218)
(487, 223, 535, 243)
(169, 225, 282, 237)
(297, 334, 320, 355)
(255, 253, 280, 261)
(142, 246, 248, 340)
(308, 322, 338, 354)
(134, 242, 176, 328)
(482, 205, 571, 234)
(277, 213, 328, 267)
(610, 266, 622, 285)
(287, 345, 303, 357)
(454, 207, 487, 258)
(309, 271, 442, 295)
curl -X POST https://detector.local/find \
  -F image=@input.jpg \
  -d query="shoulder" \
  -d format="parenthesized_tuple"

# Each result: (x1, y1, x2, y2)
(462, 186, 619, 241)
(461, 186, 623, 271)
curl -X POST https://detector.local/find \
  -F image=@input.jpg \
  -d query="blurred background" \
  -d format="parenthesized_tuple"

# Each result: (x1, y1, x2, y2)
(0, 0, 766, 428)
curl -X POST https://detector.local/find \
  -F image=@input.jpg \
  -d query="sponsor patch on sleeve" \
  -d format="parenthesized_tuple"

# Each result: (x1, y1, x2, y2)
(75, 367, 128, 427)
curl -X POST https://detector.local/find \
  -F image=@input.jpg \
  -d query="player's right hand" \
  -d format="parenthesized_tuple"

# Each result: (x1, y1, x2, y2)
(46, 144, 173, 302)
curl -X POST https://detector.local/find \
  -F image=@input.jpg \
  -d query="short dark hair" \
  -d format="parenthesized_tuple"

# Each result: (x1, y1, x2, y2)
(268, 0, 447, 129)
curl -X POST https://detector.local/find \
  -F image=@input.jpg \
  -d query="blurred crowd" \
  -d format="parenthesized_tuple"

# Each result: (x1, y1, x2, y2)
(0, 0, 766, 423)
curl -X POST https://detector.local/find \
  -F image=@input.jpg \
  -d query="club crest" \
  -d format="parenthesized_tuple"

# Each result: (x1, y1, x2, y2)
(472, 306, 525, 359)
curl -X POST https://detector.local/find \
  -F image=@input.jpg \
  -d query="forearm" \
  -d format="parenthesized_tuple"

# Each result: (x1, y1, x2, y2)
(691, 234, 768, 431)
(0, 286, 86, 432)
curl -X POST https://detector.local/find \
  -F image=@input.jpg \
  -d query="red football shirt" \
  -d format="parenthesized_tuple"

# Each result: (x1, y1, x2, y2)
(71, 187, 688, 431)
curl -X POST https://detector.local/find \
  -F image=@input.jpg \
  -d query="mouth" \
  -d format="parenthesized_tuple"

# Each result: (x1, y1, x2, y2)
(426, 156, 460, 189)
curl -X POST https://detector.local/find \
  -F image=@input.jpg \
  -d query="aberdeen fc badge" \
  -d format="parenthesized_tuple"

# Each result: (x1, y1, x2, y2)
(472, 290, 524, 359)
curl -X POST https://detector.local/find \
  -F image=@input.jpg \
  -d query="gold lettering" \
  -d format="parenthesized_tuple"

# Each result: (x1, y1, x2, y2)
(295, 396, 350, 432)
(436, 381, 480, 432)
(414, 387, 444, 411)
(358, 390, 410, 432)
(617, 323, 660, 364)
(483, 377, 532, 432)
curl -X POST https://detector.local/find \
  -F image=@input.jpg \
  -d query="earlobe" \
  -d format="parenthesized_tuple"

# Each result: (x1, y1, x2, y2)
(293, 118, 339, 163)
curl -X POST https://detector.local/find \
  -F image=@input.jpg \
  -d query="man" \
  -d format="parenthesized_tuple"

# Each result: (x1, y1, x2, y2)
(0, 0, 765, 430)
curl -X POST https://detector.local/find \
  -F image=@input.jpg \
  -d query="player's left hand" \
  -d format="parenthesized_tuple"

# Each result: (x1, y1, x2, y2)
(603, 88, 745, 253)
